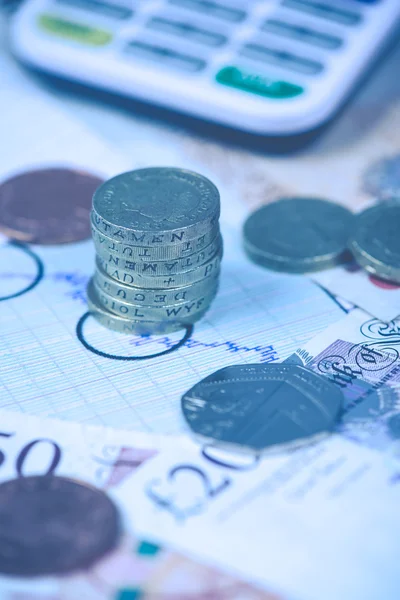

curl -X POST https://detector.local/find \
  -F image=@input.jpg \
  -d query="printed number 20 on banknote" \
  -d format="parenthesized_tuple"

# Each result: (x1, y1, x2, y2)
(119, 310, 400, 600)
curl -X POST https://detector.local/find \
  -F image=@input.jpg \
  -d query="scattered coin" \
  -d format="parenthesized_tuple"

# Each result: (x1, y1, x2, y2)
(349, 202, 400, 283)
(0, 475, 120, 576)
(363, 155, 400, 201)
(182, 364, 344, 452)
(0, 168, 103, 244)
(92, 167, 220, 241)
(243, 198, 354, 273)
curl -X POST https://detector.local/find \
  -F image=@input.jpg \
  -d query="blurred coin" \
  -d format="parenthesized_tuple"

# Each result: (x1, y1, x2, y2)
(91, 217, 219, 261)
(95, 259, 219, 305)
(97, 247, 222, 289)
(93, 277, 218, 321)
(182, 364, 343, 452)
(0, 168, 103, 244)
(387, 414, 400, 439)
(92, 167, 220, 242)
(243, 198, 353, 273)
(87, 278, 208, 334)
(363, 155, 400, 201)
(95, 233, 223, 276)
(349, 202, 400, 283)
(0, 475, 120, 576)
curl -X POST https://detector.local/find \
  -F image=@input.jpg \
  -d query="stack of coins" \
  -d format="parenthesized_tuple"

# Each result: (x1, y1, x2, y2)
(87, 167, 222, 334)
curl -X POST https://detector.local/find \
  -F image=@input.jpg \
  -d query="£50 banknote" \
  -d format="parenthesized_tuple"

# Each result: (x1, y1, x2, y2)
(0, 410, 282, 600)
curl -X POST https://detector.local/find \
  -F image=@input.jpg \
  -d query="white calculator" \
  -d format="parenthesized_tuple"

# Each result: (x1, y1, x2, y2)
(10, 0, 400, 137)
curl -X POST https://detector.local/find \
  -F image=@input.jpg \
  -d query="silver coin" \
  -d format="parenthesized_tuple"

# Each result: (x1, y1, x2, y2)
(96, 248, 222, 289)
(94, 259, 219, 306)
(95, 233, 223, 276)
(182, 364, 344, 452)
(87, 278, 203, 335)
(92, 168, 220, 241)
(363, 155, 400, 201)
(199, 364, 275, 385)
(91, 217, 220, 261)
(243, 198, 354, 273)
(91, 209, 219, 246)
(349, 202, 400, 283)
(93, 277, 218, 322)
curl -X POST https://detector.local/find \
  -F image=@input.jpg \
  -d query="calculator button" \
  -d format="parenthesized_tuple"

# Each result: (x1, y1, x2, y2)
(54, 0, 133, 20)
(263, 19, 342, 50)
(125, 40, 206, 72)
(38, 14, 112, 45)
(216, 66, 304, 99)
(168, 0, 246, 23)
(147, 17, 227, 47)
(282, 0, 362, 25)
(241, 43, 323, 75)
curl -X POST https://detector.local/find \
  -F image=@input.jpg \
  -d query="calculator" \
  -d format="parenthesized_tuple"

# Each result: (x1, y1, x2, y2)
(10, 0, 400, 137)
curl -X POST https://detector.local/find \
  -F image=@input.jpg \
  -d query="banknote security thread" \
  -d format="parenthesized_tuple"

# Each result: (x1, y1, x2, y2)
(88, 167, 222, 335)
(0, 475, 120, 576)
(181, 364, 344, 452)
(349, 202, 400, 284)
(243, 197, 354, 273)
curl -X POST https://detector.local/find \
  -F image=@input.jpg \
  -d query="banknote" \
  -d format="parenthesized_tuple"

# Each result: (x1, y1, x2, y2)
(285, 308, 400, 468)
(116, 310, 400, 600)
(0, 409, 280, 600)
(312, 263, 400, 322)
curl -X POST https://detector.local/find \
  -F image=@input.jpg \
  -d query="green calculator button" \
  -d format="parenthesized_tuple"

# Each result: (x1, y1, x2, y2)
(216, 66, 303, 99)
(38, 14, 112, 46)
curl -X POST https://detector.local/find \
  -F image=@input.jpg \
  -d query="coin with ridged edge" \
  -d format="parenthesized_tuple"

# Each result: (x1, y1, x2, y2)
(96, 248, 222, 289)
(93, 277, 218, 321)
(92, 168, 220, 241)
(182, 363, 344, 452)
(243, 198, 353, 273)
(349, 202, 400, 283)
(91, 216, 220, 261)
(87, 278, 211, 334)
(0, 475, 120, 576)
(95, 233, 223, 276)
(94, 258, 219, 306)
